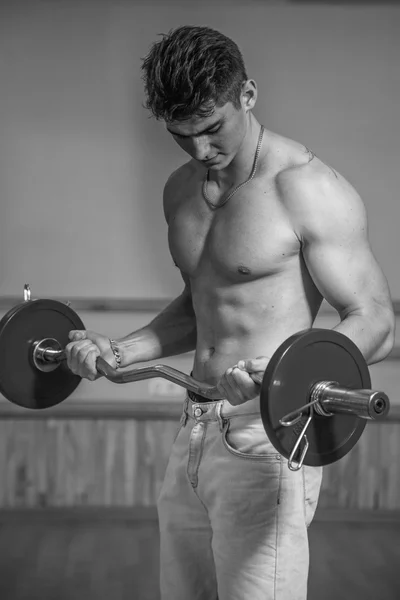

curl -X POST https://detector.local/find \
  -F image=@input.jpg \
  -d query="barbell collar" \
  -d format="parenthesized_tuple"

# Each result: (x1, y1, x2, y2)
(313, 382, 390, 420)
(279, 381, 390, 427)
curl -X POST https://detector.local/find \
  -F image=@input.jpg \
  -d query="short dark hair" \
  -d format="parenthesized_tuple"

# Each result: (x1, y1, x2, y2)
(141, 26, 248, 122)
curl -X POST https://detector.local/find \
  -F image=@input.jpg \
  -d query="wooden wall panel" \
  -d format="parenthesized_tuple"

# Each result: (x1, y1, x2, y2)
(319, 422, 400, 510)
(0, 417, 399, 511)
(0, 420, 178, 508)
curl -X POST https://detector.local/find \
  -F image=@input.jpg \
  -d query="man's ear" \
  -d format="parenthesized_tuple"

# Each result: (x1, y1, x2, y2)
(241, 79, 258, 112)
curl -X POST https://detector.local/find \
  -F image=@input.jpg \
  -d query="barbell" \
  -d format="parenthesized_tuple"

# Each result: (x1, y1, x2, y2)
(0, 285, 390, 471)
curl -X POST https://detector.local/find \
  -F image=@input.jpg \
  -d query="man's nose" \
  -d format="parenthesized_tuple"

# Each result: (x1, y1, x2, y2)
(191, 136, 212, 162)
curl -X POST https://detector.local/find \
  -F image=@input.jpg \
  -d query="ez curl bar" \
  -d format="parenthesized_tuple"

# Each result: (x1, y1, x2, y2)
(0, 285, 390, 471)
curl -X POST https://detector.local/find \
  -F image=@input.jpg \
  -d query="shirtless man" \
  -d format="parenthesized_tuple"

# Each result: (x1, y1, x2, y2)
(65, 26, 395, 600)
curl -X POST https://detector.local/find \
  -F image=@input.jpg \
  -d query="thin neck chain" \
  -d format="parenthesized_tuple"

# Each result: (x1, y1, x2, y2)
(202, 125, 264, 211)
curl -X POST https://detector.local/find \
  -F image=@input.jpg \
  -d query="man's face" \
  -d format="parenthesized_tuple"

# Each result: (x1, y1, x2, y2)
(165, 101, 248, 170)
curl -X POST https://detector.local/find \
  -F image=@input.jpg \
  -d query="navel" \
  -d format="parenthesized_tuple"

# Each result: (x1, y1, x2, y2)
(238, 265, 251, 275)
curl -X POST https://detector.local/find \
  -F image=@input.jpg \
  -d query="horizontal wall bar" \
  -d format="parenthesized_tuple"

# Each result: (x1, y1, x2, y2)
(0, 296, 172, 312)
(0, 296, 400, 315)
(0, 399, 399, 421)
(0, 400, 183, 420)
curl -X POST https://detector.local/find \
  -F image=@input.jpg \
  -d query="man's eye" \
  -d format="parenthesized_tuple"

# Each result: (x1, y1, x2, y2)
(174, 127, 220, 139)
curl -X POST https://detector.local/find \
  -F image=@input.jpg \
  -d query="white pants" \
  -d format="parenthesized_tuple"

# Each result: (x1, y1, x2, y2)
(157, 395, 323, 600)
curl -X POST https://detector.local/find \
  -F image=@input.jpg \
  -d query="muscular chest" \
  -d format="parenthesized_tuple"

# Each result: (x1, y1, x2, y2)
(168, 185, 300, 282)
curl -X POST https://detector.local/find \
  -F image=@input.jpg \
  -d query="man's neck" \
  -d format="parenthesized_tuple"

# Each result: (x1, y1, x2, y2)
(208, 115, 265, 189)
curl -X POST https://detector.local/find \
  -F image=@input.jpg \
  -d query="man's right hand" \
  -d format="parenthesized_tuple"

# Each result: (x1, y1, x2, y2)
(65, 330, 117, 381)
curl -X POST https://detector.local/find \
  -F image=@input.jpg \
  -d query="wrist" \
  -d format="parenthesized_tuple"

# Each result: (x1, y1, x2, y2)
(113, 329, 164, 367)
(109, 339, 122, 369)
(109, 337, 144, 368)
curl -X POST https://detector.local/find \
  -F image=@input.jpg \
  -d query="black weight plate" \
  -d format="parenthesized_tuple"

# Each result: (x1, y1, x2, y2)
(260, 328, 371, 467)
(0, 299, 85, 409)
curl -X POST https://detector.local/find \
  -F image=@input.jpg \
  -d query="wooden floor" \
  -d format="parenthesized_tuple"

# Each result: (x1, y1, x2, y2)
(0, 516, 160, 600)
(0, 513, 399, 600)
(308, 520, 400, 600)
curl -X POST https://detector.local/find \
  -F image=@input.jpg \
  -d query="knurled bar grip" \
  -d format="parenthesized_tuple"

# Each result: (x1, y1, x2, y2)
(42, 347, 389, 419)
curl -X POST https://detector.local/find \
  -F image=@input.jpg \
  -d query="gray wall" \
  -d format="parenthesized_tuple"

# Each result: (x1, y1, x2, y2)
(0, 0, 399, 300)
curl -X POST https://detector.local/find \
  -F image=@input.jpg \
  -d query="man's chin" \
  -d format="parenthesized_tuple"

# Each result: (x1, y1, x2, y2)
(204, 155, 227, 170)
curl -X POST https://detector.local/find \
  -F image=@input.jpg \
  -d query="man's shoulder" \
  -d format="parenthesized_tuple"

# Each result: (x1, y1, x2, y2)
(275, 149, 360, 216)
(275, 145, 338, 192)
(273, 149, 365, 239)
(263, 131, 341, 200)
(162, 160, 198, 222)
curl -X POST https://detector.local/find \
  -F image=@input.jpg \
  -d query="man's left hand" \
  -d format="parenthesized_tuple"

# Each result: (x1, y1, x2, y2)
(216, 357, 270, 406)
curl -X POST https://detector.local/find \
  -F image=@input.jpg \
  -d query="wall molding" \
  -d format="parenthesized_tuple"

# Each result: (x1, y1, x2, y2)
(1, 296, 400, 315)
(0, 400, 183, 420)
(0, 399, 399, 421)
(0, 296, 172, 313)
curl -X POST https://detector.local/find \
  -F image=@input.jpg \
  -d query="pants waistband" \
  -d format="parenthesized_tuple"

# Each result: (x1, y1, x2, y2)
(181, 393, 261, 425)
(187, 389, 210, 403)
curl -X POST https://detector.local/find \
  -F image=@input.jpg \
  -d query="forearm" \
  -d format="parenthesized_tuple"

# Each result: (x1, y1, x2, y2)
(114, 291, 197, 367)
(333, 308, 395, 365)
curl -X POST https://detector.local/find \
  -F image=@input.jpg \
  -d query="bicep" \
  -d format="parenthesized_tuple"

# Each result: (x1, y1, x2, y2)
(290, 170, 392, 319)
(302, 226, 391, 319)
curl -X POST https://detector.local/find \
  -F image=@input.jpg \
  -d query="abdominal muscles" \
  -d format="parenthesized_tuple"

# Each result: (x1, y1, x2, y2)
(191, 261, 322, 385)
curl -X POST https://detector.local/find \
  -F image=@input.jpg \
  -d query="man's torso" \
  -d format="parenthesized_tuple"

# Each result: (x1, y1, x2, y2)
(166, 129, 338, 384)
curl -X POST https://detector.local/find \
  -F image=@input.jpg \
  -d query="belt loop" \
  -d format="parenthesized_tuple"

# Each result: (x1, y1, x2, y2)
(216, 401, 226, 432)
(180, 396, 189, 426)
